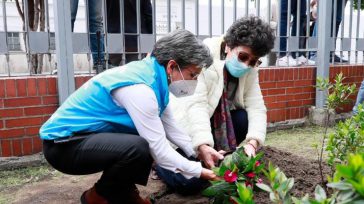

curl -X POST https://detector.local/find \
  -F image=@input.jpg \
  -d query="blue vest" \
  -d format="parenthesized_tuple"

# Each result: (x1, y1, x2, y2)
(40, 57, 169, 140)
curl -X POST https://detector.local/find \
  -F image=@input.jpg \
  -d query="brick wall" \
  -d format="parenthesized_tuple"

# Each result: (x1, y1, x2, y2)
(0, 65, 363, 157)
(260, 65, 364, 123)
(0, 75, 91, 157)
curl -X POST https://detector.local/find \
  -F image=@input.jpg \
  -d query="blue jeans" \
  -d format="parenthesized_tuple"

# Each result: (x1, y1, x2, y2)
(156, 109, 249, 195)
(71, 0, 104, 64)
(310, 0, 347, 59)
(279, 0, 307, 57)
(353, 80, 364, 114)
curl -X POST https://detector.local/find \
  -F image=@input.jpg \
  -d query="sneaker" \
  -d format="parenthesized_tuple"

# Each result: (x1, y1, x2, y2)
(297, 56, 316, 66)
(80, 186, 108, 204)
(276, 55, 301, 66)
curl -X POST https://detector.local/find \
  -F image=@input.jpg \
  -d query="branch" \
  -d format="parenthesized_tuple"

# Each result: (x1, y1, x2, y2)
(15, 0, 25, 23)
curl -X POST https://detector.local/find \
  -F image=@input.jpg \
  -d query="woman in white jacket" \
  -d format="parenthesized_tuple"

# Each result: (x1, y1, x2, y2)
(156, 16, 275, 195)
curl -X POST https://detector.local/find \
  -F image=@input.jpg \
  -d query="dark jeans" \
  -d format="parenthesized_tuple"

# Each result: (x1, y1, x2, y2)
(156, 109, 249, 195)
(279, 0, 307, 57)
(43, 133, 153, 203)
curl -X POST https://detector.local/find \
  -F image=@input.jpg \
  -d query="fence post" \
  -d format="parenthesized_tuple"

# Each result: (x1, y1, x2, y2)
(53, 0, 75, 104)
(315, 1, 332, 108)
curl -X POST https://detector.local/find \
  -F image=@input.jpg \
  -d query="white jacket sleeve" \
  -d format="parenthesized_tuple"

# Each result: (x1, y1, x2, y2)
(185, 73, 215, 151)
(241, 71, 267, 146)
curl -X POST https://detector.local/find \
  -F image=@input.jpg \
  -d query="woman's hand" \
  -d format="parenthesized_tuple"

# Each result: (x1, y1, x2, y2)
(200, 168, 220, 181)
(243, 140, 258, 157)
(197, 144, 225, 168)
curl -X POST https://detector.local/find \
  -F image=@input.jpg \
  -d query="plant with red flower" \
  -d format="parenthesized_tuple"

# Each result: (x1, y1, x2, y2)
(202, 147, 264, 204)
(245, 172, 256, 178)
(224, 170, 238, 183)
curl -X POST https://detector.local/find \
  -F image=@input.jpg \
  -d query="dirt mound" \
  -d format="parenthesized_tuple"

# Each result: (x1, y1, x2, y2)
(253, 146, 331, 203)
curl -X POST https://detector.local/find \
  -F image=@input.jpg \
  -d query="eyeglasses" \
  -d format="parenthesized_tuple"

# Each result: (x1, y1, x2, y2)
(237, 52, 262, 67)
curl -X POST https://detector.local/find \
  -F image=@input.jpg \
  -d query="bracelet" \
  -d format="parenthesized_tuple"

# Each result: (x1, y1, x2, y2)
(247, 143, 257, 151)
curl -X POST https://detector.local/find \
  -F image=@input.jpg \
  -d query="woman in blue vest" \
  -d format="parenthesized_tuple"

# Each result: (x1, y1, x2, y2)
(39, 29, 217, 204)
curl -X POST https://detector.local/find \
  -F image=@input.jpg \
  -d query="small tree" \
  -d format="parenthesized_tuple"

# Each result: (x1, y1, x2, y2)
(315, 73, 356, 189)
(326, 104, 364, 172)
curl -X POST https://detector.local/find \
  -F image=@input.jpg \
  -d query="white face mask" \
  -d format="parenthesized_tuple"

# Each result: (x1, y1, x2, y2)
(168, 64, 198, 97)
(169, 80, 198, 97)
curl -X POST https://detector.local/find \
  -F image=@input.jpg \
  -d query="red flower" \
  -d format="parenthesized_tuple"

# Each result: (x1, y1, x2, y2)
(257, 178, 263, 183)
(255, 161, 261, 167)
(245, 172, 256, 178)
(224, 170, 238, 183)
(245, 181, 253, 188)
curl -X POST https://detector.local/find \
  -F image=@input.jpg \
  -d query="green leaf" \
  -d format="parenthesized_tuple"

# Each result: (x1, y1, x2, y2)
(327, 182, 352, 190)
(202, 181, 234, 197)
(256, 183, 273, 193)
(314, 185, 327, 201)
(230, 196, 244, 204)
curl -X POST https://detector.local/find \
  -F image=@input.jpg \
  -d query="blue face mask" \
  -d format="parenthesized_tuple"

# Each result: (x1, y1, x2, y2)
(225, 54, 251, 78)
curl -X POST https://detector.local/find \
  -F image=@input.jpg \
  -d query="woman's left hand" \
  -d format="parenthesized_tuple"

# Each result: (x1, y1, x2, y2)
(243, 140, 258, 157)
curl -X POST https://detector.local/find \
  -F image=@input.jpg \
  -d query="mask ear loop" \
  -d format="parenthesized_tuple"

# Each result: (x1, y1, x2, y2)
(176, 64, 194, 95)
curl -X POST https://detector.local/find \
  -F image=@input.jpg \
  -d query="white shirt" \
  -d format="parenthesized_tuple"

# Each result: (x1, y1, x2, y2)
(112, 84, 202, 179)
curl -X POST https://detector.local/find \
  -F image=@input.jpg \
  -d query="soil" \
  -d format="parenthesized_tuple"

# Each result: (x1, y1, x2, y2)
(3, 146, 331, 204)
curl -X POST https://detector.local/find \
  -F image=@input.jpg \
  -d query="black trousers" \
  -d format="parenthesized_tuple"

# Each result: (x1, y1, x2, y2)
(43, 133, 153, 202)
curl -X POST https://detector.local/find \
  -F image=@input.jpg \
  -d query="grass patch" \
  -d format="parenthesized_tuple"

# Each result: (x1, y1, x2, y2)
(265, 125, 334, 160)
(0, 165, 58, 192)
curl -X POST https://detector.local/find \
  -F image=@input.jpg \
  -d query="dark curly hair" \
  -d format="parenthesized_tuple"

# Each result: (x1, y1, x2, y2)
(224, 16, 275, 57)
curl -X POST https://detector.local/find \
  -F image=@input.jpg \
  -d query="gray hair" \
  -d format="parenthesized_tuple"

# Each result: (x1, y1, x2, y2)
(151, 29, 213, 69)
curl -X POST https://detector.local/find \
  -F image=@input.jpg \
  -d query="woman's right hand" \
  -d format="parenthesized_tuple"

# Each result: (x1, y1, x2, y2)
(200, 168, 220, 181)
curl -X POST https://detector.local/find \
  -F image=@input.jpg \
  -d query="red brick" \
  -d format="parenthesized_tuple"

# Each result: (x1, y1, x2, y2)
(299, 68, 308, 80)
(0, 99, 3, 108)
(302, 99, 315, 106)
(5, 117, 43, 128)
(0, 80, 5, 97)
(0, 108, 24, 118)
(263, 96, 276, 103)
(268, 69, 276, 82)
(286, 69, 294, 80)
(261, 90, 268, 96)
(276, 81, 295, 88)
(75, 77, 83, 89)
(287, 100, 302, 107)
(47, 78, 57, 95)
(277, 69, 285, 81)
(295, 93, 312, 100)
(27, 78, 37, 96)
(37, 78, 47, 95)
(266, 102, 287, 109)
(1, 140, 12, 157)
(24, 106, 57, 116)
(42, 96, 59, 105)
(25, 126, 40, 136)
(258, 71, 265, 82)
(12, 139, 22, 156)
(32, 137, 42, 153)
(260, 82, 277, 89)
(294, 80, 314, 87)
(5, 79, 16, 97)
(293, 69, 299, 80)
(16, 79, 27, 97)
(302, 87, 315, 93)
(22, 138, 33, 155)
(267, 89, 286, 96)
(4, 97, 42, 108)
(0, 120, 3, 129)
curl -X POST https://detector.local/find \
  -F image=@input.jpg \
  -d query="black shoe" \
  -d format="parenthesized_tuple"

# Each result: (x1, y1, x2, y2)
(330, 55, 348, 63)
